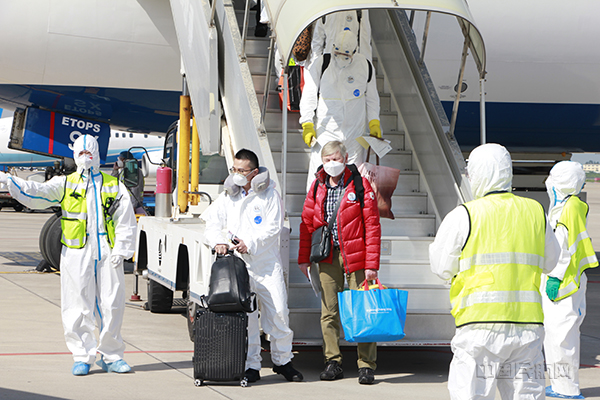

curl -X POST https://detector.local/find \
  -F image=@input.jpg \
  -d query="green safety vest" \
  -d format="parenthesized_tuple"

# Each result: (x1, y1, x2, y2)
(451, 192, 546, 327)
(60, 172, 119, 249)
(554, 196, 598, 301)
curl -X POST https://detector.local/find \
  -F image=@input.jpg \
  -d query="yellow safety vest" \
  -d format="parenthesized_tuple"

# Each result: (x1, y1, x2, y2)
(554, 196, 598, 301)
(451, 192, 546, 327)
(60, 172, 119, 249)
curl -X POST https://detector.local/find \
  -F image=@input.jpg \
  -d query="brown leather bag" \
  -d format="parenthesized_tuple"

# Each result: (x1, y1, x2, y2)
(292, 24, 313, 62)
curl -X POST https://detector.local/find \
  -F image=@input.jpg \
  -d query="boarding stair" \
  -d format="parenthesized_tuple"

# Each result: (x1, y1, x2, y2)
(225, 4, 471, 345)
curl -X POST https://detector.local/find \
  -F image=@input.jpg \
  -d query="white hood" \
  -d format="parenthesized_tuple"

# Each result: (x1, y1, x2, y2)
(467, 143, 513, 199)
(546, 161, 586, 209)
(332, 29, 357, 69)
(73, 134, 101, 173)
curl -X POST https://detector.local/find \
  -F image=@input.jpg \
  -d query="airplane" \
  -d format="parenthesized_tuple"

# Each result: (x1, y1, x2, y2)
(0, 0, 598, 158)
(0, 114, 164, 174)
(408, 0, 600, 154)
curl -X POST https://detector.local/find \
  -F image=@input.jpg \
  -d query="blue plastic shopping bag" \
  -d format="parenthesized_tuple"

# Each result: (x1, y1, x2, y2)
(338, 280, 408, 343)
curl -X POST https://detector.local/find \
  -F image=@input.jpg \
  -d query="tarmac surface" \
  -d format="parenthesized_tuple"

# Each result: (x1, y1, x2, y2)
(1, 185, 600, 399)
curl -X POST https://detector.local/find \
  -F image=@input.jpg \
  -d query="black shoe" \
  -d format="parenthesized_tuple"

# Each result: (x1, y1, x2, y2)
(273, 362, 303, 382)
(358, 367, 375, 385)
(254, 23, 268, 37)
(244, 368, 261, 383)
(319, 361, 344, 381)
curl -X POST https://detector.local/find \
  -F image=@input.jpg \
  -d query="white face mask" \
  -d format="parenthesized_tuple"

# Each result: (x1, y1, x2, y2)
(333, 52, 352, 69)
(232, 173, 249, 187)
(117, 159, 124, 168)
(323, 161, 345, 177)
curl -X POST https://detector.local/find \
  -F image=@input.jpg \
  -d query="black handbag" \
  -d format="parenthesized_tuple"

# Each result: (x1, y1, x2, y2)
(310, 189, 345, 263)
(206, 251, 256, 313)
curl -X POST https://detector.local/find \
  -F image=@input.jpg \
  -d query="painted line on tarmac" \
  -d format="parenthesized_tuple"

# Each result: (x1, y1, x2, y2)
(581, 364, 600, 369)
(0, 350, 194, 357)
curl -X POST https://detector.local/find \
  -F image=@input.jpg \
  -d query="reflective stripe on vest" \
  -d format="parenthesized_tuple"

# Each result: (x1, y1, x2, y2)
(60, 172, 119, 249)
(452, 193, 546, 327)
(554, 196, 598, 300)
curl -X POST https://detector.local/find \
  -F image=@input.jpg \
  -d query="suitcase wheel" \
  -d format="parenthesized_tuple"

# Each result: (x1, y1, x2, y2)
(240, 377, 248, 387)
(194, 379, 203, 387)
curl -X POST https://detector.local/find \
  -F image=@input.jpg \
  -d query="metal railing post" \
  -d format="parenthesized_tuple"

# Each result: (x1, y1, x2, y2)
(261, 35, 275, 125)
(281, 71, 288, 212)
(419, 11, 432, 65)
(240, 0, 251, 60)
(480, 78, 487, 144)
(449, 36, 470, 139)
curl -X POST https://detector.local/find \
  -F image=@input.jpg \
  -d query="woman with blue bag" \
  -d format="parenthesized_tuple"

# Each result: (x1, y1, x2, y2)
(298, 141, 381, 385)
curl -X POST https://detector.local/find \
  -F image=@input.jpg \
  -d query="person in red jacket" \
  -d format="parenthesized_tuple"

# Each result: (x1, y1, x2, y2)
(298, 140, 381, 384)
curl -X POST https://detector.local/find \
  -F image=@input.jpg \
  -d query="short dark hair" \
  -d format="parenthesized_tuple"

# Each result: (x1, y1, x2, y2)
(234, 148, 259, 170)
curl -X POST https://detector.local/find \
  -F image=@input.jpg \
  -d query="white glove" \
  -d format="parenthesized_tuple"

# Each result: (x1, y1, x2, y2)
(0, 172, 8, 185)
(110, 254, 124, 266)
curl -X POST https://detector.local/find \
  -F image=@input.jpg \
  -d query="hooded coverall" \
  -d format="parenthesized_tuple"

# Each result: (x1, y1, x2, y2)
(310, 10, 373, 63)
(201, 172, 294, 371)
(300, 30, 380, 191)
(429, 143, 561, 400)
(0, 135, 137, 365)
(543, 161, 598, 398)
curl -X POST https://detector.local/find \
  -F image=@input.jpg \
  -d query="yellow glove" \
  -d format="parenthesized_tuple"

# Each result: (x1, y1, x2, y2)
(302, 122, 316, 147)
(369, 119, 382, 138)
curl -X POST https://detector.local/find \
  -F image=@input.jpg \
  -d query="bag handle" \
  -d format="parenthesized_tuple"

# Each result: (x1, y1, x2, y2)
(362, 278, 385, 290)
(365, 146, 380, 166)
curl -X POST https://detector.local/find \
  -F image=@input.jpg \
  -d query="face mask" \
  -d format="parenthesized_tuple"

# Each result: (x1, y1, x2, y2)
(77, 155, 94, 171)
(323, 161, 345, 177)
(117, 159, 124, 168)
(232, 173, 249, 187)
(333, 52, 352, 69)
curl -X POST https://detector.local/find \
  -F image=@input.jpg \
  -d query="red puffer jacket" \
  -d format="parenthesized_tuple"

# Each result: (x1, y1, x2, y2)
(298, 165, 381, 273)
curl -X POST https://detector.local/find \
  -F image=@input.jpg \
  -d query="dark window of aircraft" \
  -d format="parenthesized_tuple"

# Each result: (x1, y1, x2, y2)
(144, 134, 148, 138)
(115, 132, 119, 138)
(454, 82, 468, 93)
(130, 133, 133, 138)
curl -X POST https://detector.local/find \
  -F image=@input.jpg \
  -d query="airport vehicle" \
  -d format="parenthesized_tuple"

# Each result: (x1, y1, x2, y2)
(134, 0, 486, 346)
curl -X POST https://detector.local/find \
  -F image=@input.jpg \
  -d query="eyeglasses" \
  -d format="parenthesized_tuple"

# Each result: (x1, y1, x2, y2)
(229, 167, 255, 174)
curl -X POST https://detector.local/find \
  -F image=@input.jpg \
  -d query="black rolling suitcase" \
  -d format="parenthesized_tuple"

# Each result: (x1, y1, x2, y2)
(192, 307, 249, 387)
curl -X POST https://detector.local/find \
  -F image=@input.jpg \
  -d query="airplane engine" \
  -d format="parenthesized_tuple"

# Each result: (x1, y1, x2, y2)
(141, 149, 163, 178)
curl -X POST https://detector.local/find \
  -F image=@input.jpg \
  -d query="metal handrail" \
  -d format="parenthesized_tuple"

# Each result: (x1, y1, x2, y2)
(240, 0, 251, 61)
(260, 35, 275, 125)
(419, 11, 432, 65)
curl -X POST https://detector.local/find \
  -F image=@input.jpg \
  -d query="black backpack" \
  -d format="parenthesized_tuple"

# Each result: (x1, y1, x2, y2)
(206, 251, 256, 313)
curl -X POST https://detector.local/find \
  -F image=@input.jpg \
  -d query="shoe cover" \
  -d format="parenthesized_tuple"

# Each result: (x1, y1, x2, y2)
(72, 361, 91, 376)
(546, 386, 585, 399)
(97, 358, 131, 373)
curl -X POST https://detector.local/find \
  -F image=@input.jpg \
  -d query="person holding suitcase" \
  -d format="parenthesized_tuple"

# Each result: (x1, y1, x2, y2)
(201, 148, 303, 383)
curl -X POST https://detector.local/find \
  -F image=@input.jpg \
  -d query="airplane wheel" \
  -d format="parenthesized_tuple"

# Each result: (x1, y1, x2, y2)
(39, 214, 60, 265)
(44, 216, 62, 270)
(13, 203, 24, 212)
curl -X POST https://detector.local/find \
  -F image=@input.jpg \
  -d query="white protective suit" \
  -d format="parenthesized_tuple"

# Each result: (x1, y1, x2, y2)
(429, 144, 561, 400)
(201, 168, 294, 371)
(310, 10, 373, 64)
(1, 135, 137, 365)
(543, 161, 591, 397)
(300, 29, 380, 191)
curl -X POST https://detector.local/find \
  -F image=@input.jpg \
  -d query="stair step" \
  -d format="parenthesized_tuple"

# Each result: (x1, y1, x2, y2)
(284, 191, 427, 216)
(286, 214, 436, 242)
(253, 74, 387, 100)
(272, 148, 412, 173)
(267, 125, 403, 152)
(278, 169, 418, 195)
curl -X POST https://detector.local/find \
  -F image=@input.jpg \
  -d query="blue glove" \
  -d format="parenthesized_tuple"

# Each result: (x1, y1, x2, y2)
(546, 277, 561, 301)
